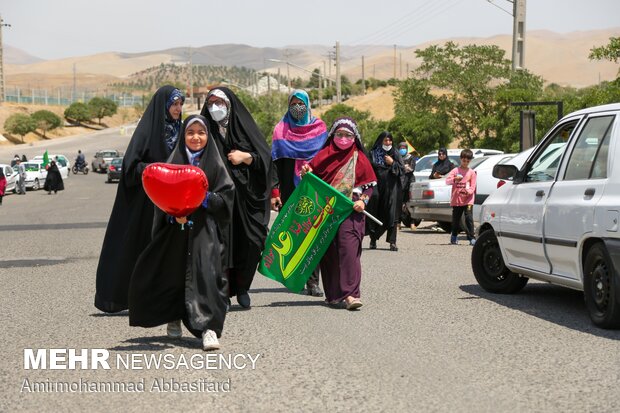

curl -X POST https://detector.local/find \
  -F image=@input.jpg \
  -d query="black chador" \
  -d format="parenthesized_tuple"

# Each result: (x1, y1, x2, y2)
(128, 115, 234, 338)
(95, 85, 182, 313)
(200, 87, 273, 301)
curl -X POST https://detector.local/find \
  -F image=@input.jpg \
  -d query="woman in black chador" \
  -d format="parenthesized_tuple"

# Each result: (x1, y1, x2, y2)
(95, 85, 184, 313)
(43, 160, 64, 194)
(128, 115, 234, 351)
(366, 131, 405, 251)
(200, 87, 273, 309)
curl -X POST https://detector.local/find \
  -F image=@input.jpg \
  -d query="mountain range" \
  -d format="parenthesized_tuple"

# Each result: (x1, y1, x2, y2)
(5, 27, 620, 90)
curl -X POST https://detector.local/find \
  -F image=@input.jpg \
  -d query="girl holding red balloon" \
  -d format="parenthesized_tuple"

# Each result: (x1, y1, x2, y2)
(128, 115, 235, 351)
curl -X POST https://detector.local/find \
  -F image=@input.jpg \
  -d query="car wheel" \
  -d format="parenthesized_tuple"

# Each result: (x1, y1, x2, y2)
(437, 221, 452, 233)
(471, 230, 528, 293)
(33, 178, 39, 191)
(583, 243, 620, 329)
(107, 176, 112, 183)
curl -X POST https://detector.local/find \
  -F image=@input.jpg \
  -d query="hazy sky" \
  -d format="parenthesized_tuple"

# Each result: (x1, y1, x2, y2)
(3, 0, 620, 59)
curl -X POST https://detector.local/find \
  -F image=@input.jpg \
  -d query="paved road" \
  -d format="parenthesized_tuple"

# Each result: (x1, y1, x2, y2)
(1, 129, 619, 412)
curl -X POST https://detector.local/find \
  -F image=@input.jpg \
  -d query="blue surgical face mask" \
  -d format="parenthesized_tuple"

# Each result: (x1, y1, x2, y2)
(399, 148, 407, 156)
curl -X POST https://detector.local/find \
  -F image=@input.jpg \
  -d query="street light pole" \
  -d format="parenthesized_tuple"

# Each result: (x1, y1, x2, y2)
(0, 15, 12, 103)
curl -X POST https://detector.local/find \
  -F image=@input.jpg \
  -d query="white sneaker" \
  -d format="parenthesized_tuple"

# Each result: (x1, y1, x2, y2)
(202, 329, 220, 351)
(166, 320, 182, 339)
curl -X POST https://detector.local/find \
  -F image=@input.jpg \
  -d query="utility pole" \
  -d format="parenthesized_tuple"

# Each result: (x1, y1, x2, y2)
(283, 49, 291, 93)
(187, 47, 193, 100)
(335, 41, 341, 103)
(72, 63, 77, 102)
(512, 0, 526, 70)
(323, 60, 327, 89)
(393, 45, 396, 79)
(361, 55, 366, 95)
(318, 67, 322, 107)
(399, 53, 402, 79)
(0, 15, 10, 103)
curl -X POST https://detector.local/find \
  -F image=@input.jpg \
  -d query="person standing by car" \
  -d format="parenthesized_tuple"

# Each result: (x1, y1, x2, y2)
(399, 141, 416, 229)
(445, 149, 477, 245)
(366, 131, 404, 251)
(11, 155, 19, 167)
(429, 148, 456, 179)
(271, 89, 328, 297)
(0, 168, 6, 205)
(15, 159, 26, 195)
(200, 87, 273, 310)
(95, 85, 185, 314)
(43, 159, 64, 194)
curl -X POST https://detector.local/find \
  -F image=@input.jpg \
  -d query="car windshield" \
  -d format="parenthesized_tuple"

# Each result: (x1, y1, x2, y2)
(103, 151, 117, 157)
(23, 163, 40, 171)
(470, 157, 489, 169)
(415, 155, 461, 171)
(111, 158, 122, 165)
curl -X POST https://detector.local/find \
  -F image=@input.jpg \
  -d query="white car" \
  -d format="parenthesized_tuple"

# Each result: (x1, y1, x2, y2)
(0, 164, 18, 193)
(21, 161, 47, 190)
(472, 153, 518, 221)
(31, 154, 70, 179)
(414, 148, 504, 182)
(472, 103, 620, 328)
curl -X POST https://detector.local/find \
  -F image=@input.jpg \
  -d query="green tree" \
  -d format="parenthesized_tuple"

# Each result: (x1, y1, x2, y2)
(64, 102, 92, 126)
(88, 97, 118, 125)
(397, 42, 543, 151)
(589, 37, 620, 63)
(31, 110, 62, 138)
(4, 113, 37, 142)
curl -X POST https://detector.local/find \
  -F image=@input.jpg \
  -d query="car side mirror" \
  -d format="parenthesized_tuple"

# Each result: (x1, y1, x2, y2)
(492, 164, 518, 180)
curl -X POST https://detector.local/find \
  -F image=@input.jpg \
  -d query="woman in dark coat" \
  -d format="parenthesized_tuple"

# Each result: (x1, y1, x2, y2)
(128, 115, 234, 351)
(200, 87, 273, 309)
(44, 160, 65, 194)
(366, 131, 404, 251)
(303, 117, 377, 310)
(95, 85, 184, 313)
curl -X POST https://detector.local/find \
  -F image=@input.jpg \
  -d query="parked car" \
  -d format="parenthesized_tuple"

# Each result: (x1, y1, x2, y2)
(472, 103, 620, 328)
(92, 150, 123, 173)
(107, 157, 123, 183)
(0, 164, 18, 193)
(406, 156, 495, 232)
(32, 154, 70, 179)
(413, 148, 504, 182)
(21, 161, 47, 190)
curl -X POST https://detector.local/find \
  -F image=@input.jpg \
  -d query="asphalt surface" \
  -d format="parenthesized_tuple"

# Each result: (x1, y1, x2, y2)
(1, 129, 619, 412)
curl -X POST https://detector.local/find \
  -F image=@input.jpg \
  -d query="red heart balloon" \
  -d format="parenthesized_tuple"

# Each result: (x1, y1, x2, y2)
(142, 163, 209, 217)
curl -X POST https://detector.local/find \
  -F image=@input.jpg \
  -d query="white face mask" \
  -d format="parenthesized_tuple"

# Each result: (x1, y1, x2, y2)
(208, 104, 228, 122)
(382, 145, 392, 152)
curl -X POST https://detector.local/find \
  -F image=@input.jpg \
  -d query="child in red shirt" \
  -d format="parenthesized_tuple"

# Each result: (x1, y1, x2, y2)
(445, 149, 477, 245)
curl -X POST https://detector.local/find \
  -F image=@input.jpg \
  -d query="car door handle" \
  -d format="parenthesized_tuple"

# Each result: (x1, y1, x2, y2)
(584, 188, 595, 197)
(535, 190, 545, 197)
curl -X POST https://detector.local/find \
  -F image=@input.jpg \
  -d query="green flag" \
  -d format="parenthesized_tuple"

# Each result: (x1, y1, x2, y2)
(42, 150, 50, 168)
(259, 172, 354, 293)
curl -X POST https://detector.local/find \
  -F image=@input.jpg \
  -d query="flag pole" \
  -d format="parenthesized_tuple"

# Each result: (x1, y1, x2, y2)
(363, 210, 383, 226)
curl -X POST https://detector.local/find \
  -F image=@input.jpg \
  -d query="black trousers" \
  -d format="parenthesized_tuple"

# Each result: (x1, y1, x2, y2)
(451, 205, 475, 240)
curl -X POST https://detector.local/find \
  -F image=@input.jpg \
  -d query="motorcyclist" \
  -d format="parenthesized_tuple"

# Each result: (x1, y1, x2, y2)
(75, 150, 86, 169)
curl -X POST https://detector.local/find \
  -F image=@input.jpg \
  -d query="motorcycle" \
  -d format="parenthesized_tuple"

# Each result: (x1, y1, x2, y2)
(72, 161, 89, 174)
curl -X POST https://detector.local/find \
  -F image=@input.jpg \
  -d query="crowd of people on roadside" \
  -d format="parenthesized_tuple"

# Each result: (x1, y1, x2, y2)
(3, 153, 64, 198)
(92, 85, 476, 351)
